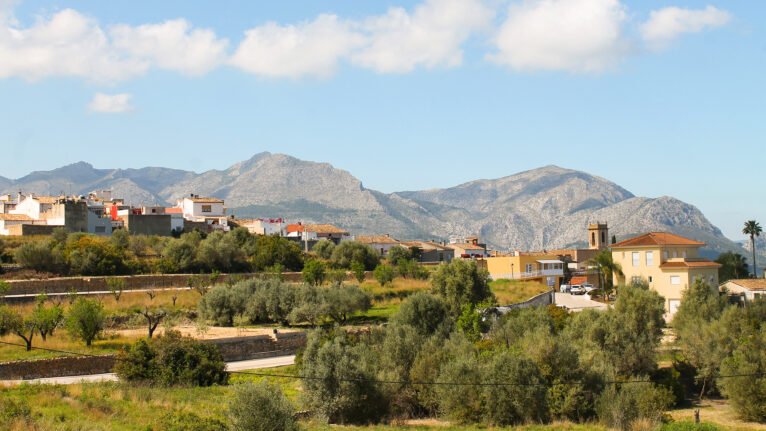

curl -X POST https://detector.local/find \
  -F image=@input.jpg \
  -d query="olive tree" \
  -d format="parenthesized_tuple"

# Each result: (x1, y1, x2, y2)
(65, 297, 105, 346)
(430, 259, 494, 316)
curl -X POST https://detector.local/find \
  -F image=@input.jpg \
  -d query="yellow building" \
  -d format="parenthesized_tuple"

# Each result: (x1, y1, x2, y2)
(610, 232, 721, 313)
(481, 253, 564, 290)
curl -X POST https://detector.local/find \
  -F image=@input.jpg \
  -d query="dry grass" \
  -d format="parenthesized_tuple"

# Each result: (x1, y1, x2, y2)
(667, 399, 766, 431)
(0, 330, 140, 362)
(362, 278, 431, 298)
(490, 279, 552, 305)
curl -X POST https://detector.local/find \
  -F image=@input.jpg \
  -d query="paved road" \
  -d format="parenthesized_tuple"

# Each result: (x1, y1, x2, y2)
(554, 292, 608, 311)
(0, 355, 295, 386)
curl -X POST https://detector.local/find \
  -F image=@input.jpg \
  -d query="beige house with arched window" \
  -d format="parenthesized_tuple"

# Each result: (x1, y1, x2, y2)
(610, 232, 720, 314)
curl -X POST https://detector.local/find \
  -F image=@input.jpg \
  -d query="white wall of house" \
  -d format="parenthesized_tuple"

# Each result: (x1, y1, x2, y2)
(87, 208, 112, 235)
(9, 197, 51, 219)
(170, 213, 184, 233)
(180, 198, 225, 219)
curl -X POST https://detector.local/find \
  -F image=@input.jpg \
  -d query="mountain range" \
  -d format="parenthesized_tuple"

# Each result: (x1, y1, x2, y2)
(1, 152, 761, 263)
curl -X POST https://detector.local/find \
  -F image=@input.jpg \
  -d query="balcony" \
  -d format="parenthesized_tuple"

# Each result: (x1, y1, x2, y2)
(490, 268, 564, 281)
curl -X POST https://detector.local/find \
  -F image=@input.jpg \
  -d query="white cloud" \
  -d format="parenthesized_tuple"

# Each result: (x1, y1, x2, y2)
(229, 14, 363, 79)
(0, 9, 147, 82)
(487, 0, 630, 73)
(641, 6, 731, 48)
(110, 19, 228, 76)
(87, 92, 134, 113)
(351, 0, 494, 74)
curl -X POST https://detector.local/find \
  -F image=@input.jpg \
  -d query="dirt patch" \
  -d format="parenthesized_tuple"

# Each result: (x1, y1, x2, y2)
(112, 325, 300, 340)
(668, 399, 766, 430)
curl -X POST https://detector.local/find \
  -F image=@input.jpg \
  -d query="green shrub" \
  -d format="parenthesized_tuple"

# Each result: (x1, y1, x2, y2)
(300, 329, 387, 424)
(155, 410, 226, 431)
(65, 297, 106, 346)
(719, 326, 766, 422)
(430, 259, 494, 317)
(323, 285, 372, 324)
(660, 422, 722, 431)
(14, 240, 59, 273)
(115, 330, 228, 386)
(482, 351, 548, 426)
(596, 380, 675, 430)
(313, 239, 336, 260)
(350, 261, 366, 283)
(389, 292, 449, 337)
(228, 381, 298, 431)
(0, 398, 31, 425)
(302, 259, 326, 286)
(331, 241, 380, 270)
(373, 264, 395, 286)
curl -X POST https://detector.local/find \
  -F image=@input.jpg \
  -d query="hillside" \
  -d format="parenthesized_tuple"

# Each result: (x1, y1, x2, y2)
(1, 153, 758, 260)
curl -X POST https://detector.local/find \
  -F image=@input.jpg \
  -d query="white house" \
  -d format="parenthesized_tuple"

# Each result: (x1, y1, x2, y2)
(10, 194, 60, 219)
(178, 195, 225, 219)
(722, 279, 766, 303)
(234, 218, 286, 236)
(356, 235, 401, 256)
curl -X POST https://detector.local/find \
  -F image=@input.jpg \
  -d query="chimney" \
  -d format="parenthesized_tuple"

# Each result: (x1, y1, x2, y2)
(385, 233, 389, 238)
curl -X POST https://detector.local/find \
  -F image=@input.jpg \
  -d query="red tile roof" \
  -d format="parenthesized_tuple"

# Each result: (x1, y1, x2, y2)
(724, 279, 766, 291)
(611, 232, 705, 248)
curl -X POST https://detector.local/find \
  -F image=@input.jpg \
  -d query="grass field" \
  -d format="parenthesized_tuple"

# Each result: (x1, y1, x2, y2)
(0, 373, 756, 430)
(490, 279, 552, 305)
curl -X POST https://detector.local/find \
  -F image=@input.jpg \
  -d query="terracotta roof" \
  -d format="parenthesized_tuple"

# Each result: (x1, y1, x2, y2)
(165, 208, 183, 214)
(659, 261, 722, 269)
(186, 197, 224, 203)
(356, 235, 399, 244)
(725, 279, 766, 291)
(0, 213, 35, 221)
(399, 240, 450, 251)
(610, 232, 706, 248)
(305, 224, 348, 234)
(569, 276, 588, 285)
(32, 196, 60, 204)
(447, 243, 486, 251)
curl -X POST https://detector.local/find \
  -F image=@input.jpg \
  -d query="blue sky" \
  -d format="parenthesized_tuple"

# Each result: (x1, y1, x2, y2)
(0, 0, 763, 241)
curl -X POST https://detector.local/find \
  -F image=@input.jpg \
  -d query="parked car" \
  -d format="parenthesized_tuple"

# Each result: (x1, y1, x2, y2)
(559, 284, 571, 293)
(581, 283, 596, 293)
(570, 285, 586, 295)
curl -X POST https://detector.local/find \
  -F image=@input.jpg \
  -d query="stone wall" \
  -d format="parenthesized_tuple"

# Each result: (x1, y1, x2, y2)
(6, 271, 373, 296)
(207, 331, 307, 362)
(0, 355, 116, 380)
(6, 224, 58, 236)
(494, 289, 555, 314)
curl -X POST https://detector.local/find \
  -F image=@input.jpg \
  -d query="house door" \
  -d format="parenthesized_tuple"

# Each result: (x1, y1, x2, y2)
(668, 299, 681, 314)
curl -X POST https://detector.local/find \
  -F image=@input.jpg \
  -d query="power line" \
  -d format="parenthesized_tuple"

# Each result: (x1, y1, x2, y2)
(1, 339, 763, 388)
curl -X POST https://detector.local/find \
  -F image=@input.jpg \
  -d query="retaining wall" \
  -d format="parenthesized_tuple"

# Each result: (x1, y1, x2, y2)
(0, 355, 116, 380)
(494, 289, 555, 314)
(0, 332, 307, 380)
(5, 271, 373, 296)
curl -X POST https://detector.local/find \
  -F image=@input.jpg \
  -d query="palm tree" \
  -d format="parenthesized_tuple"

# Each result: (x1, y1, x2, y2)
(743, 220, 762, 278)
(587, 249, 624, 300)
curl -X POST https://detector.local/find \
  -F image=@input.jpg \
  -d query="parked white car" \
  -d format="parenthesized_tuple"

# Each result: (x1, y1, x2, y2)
(570, 285, 586, 295)
(581, 283, 596, 293)
(559, 284, 571, 293)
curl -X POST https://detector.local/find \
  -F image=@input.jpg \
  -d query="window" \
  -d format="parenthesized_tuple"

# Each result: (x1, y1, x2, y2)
(709, 275, 714, 284)
(632, 252, 640, 266)
(683, 250, 687, 258)
(95, 226, 106, 233)
(672, 250, 678, 258)
(663, 251, 668, 259)
(591, 232, 596, 246)
(632, 276, 642, 284)
(525, 264, 533, 273)
(646, 251, 654, 266)
(649, 276, 653, 283)
(601, 232, 606, 244)
(670, 276, 680, 285)
(201, 205, 212, 213)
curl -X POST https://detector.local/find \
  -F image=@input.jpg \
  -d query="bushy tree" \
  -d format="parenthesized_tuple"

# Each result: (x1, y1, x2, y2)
(14, 241, 59, 273)
(324, 285, 372, 324)
(302, 259, 326, 286)
(328, 268, 347, 286)
(65, 297, 105, 346)
(197, 231, 249, 272)
(387, 245, 412, 264)
(64, 236, 127, 275)
(350, 261, 366, 283)
(716, 251, 750, 283)
(483, 351, 548, 426)
(595, 380, 674, 430)
(300, 330, 387, 424)
(373, 264, 395, 286)
(0, 305, 37, 350)
(313, 239, 336, 260)
(115, 330, 228, 386)
(228, 381, 299, 431)
(331, 241, 380, 270)
(109, 228, 130, 251)
(251, 234, 304, 271)
(719, 326, 766, 421)
(163, 235, 200, 273)
(32, 295, 64, 341)
(389, 292, 449, 337)
(430, 259, 494, 316)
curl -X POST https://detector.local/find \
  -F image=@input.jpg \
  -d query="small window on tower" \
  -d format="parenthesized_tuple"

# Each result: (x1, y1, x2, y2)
(201, 205, 212, 213)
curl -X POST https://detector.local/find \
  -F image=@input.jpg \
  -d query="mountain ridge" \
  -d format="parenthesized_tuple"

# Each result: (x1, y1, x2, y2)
(1, 153, 758, 260)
